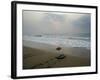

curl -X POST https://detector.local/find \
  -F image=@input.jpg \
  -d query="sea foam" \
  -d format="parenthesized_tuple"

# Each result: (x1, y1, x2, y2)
(23, 35, 90, 49)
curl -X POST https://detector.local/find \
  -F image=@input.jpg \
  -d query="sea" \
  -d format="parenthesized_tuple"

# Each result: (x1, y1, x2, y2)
(23, 33, 90, 50)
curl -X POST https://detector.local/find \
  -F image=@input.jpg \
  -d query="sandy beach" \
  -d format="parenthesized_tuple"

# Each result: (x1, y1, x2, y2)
(23, 46, 90, 69)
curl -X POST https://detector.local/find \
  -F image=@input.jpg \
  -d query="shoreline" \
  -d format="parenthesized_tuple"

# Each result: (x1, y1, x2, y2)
(23, 40, 90, 58)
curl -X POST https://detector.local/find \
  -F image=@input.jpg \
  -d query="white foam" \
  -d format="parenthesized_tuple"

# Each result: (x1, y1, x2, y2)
(23, 35, 90, 49)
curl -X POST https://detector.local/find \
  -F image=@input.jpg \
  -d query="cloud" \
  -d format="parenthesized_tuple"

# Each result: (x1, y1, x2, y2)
(72, 14, 91, 33)
(22, 11, 91, 36)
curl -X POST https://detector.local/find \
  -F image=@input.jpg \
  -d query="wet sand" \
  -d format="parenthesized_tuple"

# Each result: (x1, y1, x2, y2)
(23, 46, 90, 69)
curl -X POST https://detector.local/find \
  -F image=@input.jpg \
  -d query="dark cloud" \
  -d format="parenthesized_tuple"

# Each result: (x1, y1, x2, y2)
(72, 14, 91, 33)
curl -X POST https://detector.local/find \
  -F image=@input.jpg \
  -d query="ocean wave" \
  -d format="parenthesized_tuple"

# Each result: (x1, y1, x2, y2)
(23, 36, 90, 49)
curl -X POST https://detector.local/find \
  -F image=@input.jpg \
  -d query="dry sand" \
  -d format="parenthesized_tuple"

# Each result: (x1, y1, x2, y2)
(23, 46, 90, 69)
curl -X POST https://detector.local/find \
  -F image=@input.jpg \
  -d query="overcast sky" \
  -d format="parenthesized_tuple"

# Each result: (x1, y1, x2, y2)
(22, 10, 91, 36)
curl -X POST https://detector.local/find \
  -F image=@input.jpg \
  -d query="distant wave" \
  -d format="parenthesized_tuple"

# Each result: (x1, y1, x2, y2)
(23, 35, 90, 49)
